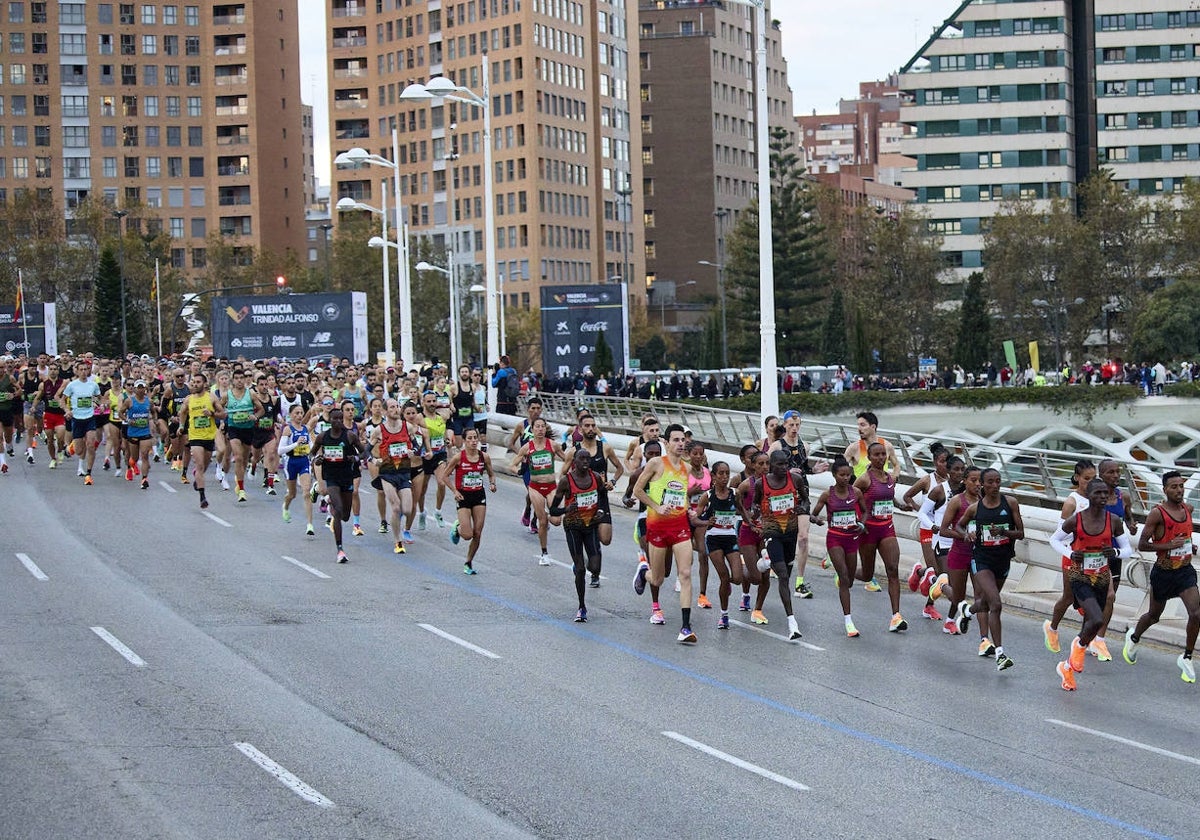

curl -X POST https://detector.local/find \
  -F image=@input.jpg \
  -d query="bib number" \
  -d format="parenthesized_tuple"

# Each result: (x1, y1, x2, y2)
(715, 512, 739, 529)
(576, 489, 598, 509)
(462, 470, 484, 490)
(980, 525, 1009, 546)
(293, 442, 310, 456)
(769, 493, 794, 514)
(831, 510, 858, 530)
(1082, 552, 1106, 573)
(325, 444, 345, 463)
(194, 416, 211, 429)
(388, 441, 410, 460)
(871, 499, 894, 519)
(662, 484, 686, 510)
(76, 397, 92, 409)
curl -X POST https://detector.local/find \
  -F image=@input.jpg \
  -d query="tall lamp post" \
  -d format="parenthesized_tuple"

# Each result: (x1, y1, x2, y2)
(469, 283, 486, 367)
(415, 260, 460, 374)
(616, 180, 633, 291)
(401, 54, 499, 406)
(337, 184, 394, 364)
(112, 208, 129, 358)
(319, 223, 334, 291)
(333, 129, 411, 368)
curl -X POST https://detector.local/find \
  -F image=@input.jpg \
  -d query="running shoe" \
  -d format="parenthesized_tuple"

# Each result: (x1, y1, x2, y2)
(48, 459, 56, 469)
(820, 556, 831, 571)
(697, 594, 713, 609)
(1122, 627, 1139, 664)
(589, 575, 600, 588)
(310, 486, 319, 503)
(1069, 637, 1087, 673)
(650, 609, 665, 625)
(282, 506, 292, 523)
(787, 616, 802, 641)
(633, 560, 649, 595)
(83, 474, 93, 485)
(943, 619, 960, 635)
(922, 604, 943, 622)
(0, 463, 6, 474)
(67, 443, 75, 457)
(574, 608, 588, 623)
(520, 512, 531, 527)
(200, 497, 209, 510)
(352, 524, 365, 537)
(337, 549, 349, 564)
(102, 457, 110, 471)
(907, 562, 924, 592)
(140, 478, 149, 490)
(450, 522, 460, 544)
(215, 466, 225, 482)
(125, 467, 133, 481)
(538, 552, 553, 566)
(326, 516, 334, 532)
(394, 542, 405, 554)
(378, 521, 389, 534)
(996, 653, 1015, 672)
(26, 451, 34, 464)
(402, 529, 414, 544)
(677, 626, 698, 644)
(305, 524, 315, 537)
(845, 620, 860, 638)
(718, 614, 730, 630)
(978, 638, 996, 657)
(1056, 660, 1077, 691)
(77, 465, 86, 477)
(929, 573, 948, 602)
(796, 581, 813, 599)
(919, 568, 937, 597)
(957, 601, 973, 635)
(236, 489, 247, 502)
(888, 613, 908, 633)
(266, 485, 277, 496)
(434, 511, 445, 528)
(529, 521, 539, 535)
(739, 594, 752, 612)
(750, 610, 768, 625)
(1089, 638, 1113, 661)
(418, 511, 427, 530)
(1178, 654, 1196, 683)
(180, 472, 189, 484)
(864, 577, 882, 592)
(463, 564, 477, 575)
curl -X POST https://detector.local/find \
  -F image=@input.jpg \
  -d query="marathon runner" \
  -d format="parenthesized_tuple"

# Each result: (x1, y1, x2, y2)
(310, 406, 367, 563)
(853, 441, 912, 631)
(746, 449, 806, 640)
(118, 379, 155, 489)
(510, 416, 564, 565)
(692, 461, 743, 629)
(62, 360, 102, 484)
(810, 456, 865, 637)
(278, 402, 316, 536)
(549, 451, 606, 621)
(440, 427, 496, 574)
(1043, 460, 1097, 656)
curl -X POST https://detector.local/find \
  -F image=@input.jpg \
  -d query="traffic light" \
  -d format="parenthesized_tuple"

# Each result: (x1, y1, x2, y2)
(275, 274, 288, 294)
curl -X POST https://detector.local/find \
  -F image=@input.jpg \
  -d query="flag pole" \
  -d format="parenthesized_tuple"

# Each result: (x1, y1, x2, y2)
(17, 269, 29, 357)
(155, 260, 163, 358)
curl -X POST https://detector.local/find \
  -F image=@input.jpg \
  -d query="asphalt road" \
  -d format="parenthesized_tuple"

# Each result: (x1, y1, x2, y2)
(2, 453, 1197, 840)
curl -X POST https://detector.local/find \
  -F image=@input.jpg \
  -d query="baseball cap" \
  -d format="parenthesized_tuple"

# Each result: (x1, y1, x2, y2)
(782, 410, 801, 420)
(134, 379, 147, 387)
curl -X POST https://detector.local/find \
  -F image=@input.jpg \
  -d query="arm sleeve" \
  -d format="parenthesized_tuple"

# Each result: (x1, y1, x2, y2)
(1114, 532, 1135, 560)
(277, 434, 297, 456)
(1049, 525, 1073, 558)
(917, 496, 937, 531)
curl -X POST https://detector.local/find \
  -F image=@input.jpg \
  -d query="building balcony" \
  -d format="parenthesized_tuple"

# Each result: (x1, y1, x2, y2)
(334, 99, 368, 110)
(214, 105, 249, 116)
(333, 67, 368, 79)
(332, 6, 366, 17)
(212, 14, 245, 25)
(332, 36, 367, 48)
(217, 134, 250, 145)
(214, 73, 248, 85)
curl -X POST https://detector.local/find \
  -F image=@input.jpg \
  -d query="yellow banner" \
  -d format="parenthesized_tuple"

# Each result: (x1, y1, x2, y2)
(1028, 341, 1040, 372)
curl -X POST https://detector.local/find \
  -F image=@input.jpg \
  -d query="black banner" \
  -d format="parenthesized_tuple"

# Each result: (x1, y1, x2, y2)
(210, 292, 367, 363)
(0, 303, 58, 356)
(540, 285, 626, 377)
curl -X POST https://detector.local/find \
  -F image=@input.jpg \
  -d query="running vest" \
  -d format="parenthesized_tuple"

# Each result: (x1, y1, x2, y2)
(863, 469, 896, 522)
(378, 422, 414, 472)
(527, 439, 555, 485)
(574, 440, 609, 478)
(452, 385, 474, 421)
(0, 375, 15, 413)
(433, 387, 452, 412)
(647, 458, 689, 527)
(226, 388, 256, 428)
(286, 423, 311, 459)
(125, 395, 153, 438)
(318, 429, 355, 482)
(1071, 511, 1114, 577)
(563, 471, 600, 529)
(278, 391, 304, 421)
(255, 392, 277, 430)
(1104, 487, 1126, 520)
(853, 436, 890, 478)
(827, 487, 862, 534)
(973, 495, 1016, 563)
(932, 479, 954, 549)
(43, 378, 67, 414)
(703, 488, 740, 536)
(424, 414, 448, 454)
(94, 378, 112, 417)
(1154, 504, 1194, 569)
(455, 450, 487, 492)
(687, 466, 711, 510)
(758, 473, 798, 535)
(186, 393, 217, 440)
(343, 386, 365, 419)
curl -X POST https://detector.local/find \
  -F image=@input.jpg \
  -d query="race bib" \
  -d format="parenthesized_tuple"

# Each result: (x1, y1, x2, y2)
(662, 481, 686, 510)
(430, 434, 445, 451)
(457, 405, 472, 417)
(462, 470, 484, 490)
(324, 443, 345, 462)
(531, 450, 552, 470)
(715, 512, 739, 529)
(980, 525, 1009, 547)
(872, 499, 894, 519)
(769, 493, 794, 514)
(1082, 552, 1106, 573)
(194, 416, 211, 429)
(576, 489, 598, 509)
(831, 510, 858, 530)
(231, 410, 252, 424)
(689, 493, 705, 508)
(388, 441, 410, 460)
(293, 442, 310, 456)
(1168, 543, 1192, 560)
(76, 397, 92, 409)
(129, 416, 149, 429)
(258, 416, 273, 429)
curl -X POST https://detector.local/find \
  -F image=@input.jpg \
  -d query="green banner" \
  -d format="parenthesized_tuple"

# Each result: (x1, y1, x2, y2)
(1003, 340, 1018, 370)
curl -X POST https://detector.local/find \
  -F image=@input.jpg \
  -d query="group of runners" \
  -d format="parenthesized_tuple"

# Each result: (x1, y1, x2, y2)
(3, 353, 1197, 684)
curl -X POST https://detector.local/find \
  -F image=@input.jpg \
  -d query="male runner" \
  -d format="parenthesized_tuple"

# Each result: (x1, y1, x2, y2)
(310, 407, 366, 563)
(770, 410, 829, 599)
(62, 360, 102, 484)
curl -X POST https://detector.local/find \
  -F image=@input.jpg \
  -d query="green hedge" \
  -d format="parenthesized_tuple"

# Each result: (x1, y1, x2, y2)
(1164, 382, 1200, 399)
(692, 385, 1144, 422)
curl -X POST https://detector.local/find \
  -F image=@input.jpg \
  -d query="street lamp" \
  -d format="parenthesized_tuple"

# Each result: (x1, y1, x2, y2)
(616, 179, 633, 289)
(653, 280, 696, 328)
(469, 283, 486, 367)
(319, 223, 334, 291)
(415, 260, 460, 374)
(112, 208, 129, 358)
(1032, 296, 1085, 373)
(401, 56, 499, 406)
(698, 260, 728, 368)
(333, 130, 411, 368)
(338, 185, 394, 364)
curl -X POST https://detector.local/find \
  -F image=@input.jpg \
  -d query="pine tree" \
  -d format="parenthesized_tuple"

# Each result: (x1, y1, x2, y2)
(592, 328, 615, 377)
(953, 272, 992, 373)
(93, 248, 123, 357)
(821, 287, 847, 364)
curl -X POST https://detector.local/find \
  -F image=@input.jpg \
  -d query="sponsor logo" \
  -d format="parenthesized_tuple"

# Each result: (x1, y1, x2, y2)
(554, 320, 570, 335)
(321, 302, 341, 321)
(579, 321, 608, 333)
(313, 332, 332, 344)
(225, 305, 250, 324)
(231, 338, 242, 347)
(578, 344, 590, 354)
(235, 336, 264, 349)
(5, 339, 32, 352)
(272, 335, 298, 348)
(554, 344, 571, 356)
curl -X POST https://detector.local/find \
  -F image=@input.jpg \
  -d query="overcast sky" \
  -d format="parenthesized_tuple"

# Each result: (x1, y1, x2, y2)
(299, 1, 951, 183)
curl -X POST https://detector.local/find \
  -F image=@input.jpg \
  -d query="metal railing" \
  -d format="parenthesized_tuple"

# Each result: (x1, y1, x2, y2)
(527, 393, 1200, 519)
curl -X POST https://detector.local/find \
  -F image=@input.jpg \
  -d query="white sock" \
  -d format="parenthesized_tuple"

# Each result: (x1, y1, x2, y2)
(995, 646, 1004, 657)
(844, 614, 855, 628)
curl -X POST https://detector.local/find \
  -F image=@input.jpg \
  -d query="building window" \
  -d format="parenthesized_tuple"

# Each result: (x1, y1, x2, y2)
(1102, 48, 1125, 63)
(1135, 13, 1153, 30)
(1099, 15, 1124, 31)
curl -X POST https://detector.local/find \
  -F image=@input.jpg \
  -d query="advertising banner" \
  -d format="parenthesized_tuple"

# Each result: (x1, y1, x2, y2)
(210, 292, 367, 364)
(540, 284, 626, 378)
(0, 303, 58, 356)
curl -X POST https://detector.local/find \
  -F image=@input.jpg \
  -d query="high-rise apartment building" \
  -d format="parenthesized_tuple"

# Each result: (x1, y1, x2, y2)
(900, 0, 1200, 281)
(0, 1, 307, 271)
(639, 0, 793, 323)
(326, 0, 645, 333)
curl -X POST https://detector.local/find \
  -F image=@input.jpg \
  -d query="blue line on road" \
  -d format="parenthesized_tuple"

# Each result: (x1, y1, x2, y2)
(383, 546, 1173, 840)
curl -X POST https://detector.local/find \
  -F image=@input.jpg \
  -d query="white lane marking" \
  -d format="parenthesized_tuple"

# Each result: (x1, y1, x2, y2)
(15, 553, 49, 581)
(729, 618, 825, 651)
(1045, 719, 1200, 767)
(281, 555, 331, 580)
(539, 555, 609, 580)
(90, 626, 147, 668)
(418, 623, 501, 659)
(157, 480, 178, 494)
(202, 511, 233, 528)
(233, 742, 335, 808)
(662, 731, 810, 791)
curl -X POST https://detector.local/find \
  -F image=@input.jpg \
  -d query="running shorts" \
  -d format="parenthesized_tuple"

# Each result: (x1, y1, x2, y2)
(705, 535, 739, 555)
(44, 412, 66, 431)
(529, 481, 556, 499)
(647, 516, 691, 549)
(1150, 563, 1197, 604)
(285, 456, 311, 480)
(227, 426, 255, 446)
(763, 532, 798, 567)
(947, 543, 973, 572)
(919, 527, 934, 545)
(971, 553, 1012, 581)
(188, 438, 215, 452)
(378, 470, 413, 492)
(863, 519, 896, 544)
(457, 489, 487, 509)
(71, 417, 96, 439)
(1070, 574, 1110, 610)
(826, 530, 860, 555)
(422, 450, 448, 477)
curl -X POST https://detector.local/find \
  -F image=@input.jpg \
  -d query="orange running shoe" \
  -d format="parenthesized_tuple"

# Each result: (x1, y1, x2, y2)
(1069, 637, 1087, 673)
(1056, 661, 1077, 691)
(697, 594, 713, 609)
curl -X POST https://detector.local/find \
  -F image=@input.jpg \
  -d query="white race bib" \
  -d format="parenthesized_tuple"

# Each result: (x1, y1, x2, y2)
(871, 499, 894, 519)
(1082, 552, 1106, 573)
(831, 510, 858, 529)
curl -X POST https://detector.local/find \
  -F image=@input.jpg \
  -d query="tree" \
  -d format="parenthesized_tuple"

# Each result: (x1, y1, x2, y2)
(1128, 279, 1200, 362)
(592, 328, 615, 377)
(635, 333, 668, 371)
(953, 272, 992, 373)
(821, 286, 847, 364)
(93, 249, 124, 357)
(1079, 170, 1166, 315)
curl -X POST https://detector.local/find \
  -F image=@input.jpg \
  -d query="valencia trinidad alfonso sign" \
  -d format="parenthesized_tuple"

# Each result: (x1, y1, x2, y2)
(210, 292, 368, 363)
(540, 284, 626, 377)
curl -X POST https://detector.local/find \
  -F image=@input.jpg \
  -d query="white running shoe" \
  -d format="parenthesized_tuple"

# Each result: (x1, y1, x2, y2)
(538, 552, 553, 566)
